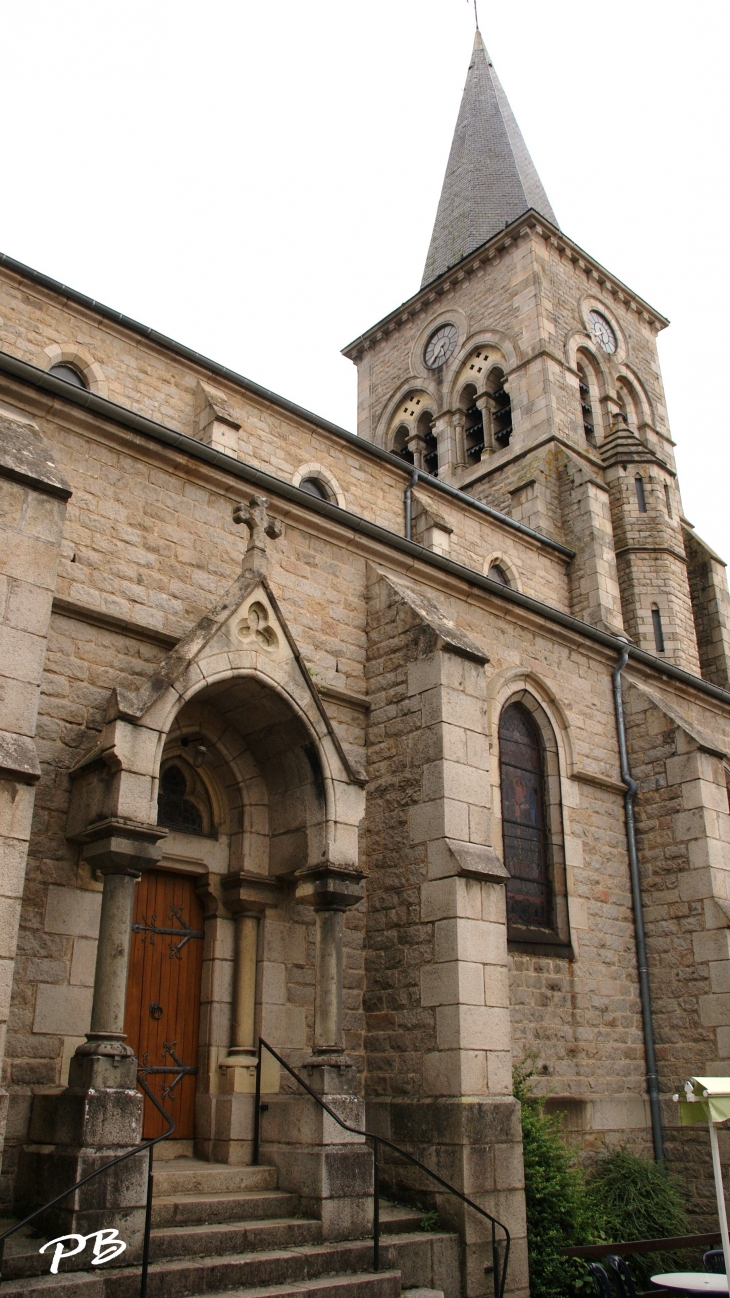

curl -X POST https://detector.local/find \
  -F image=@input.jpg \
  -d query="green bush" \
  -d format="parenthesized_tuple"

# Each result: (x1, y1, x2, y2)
(515, 1062, 693, 1297)
(514, 1062, 597, 1298)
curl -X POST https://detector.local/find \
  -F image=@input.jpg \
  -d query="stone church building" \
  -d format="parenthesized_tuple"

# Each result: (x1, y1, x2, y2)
(0, 26, 728, 1298)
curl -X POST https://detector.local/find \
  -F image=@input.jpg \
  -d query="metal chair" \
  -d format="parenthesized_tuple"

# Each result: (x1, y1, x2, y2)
(605, 1254, 639, 1298)
(703, 1248, 725, 1274)
(587, 1261, 614, 1298)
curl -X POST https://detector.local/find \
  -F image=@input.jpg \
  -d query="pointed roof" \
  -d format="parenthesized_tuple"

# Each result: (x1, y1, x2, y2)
(422, 29, 558, 286)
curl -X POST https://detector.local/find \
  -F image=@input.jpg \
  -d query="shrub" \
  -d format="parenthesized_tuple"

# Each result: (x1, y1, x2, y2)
(515, 1062, 692, 1296)
(514, 1061, 596, 1298)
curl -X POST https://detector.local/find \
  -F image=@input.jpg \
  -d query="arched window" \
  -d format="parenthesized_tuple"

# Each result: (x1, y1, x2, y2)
(157, 759, 212, 836)
(419, 411, 438, 477)
(488, 564, 510, 586)
(577, 363, 596, 446)
(499, 703, 551, 929)
(487, 368, 512, 449)
(461, 383, 485, 464)
(49, 363, 87, 389)
(635, 475, 647, 512)
(393, 425, 414, 465)
(300, 477, 330, 501)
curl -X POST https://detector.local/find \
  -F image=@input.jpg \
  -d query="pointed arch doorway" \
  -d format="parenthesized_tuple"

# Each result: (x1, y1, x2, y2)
(125, 870, 205, 1139)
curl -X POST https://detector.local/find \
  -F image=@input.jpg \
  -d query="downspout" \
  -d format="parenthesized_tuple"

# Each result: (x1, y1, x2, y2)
(404, 467, 420, 541)
(612, 646, 665, 1161)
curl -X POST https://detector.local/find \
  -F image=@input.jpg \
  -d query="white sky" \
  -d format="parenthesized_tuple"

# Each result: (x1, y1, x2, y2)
(1, 0, 728, 555)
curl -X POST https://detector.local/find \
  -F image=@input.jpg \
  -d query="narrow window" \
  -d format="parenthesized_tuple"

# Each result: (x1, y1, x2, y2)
(577, 364, 596, 446)
(499, 703, 551, 929)
(420, 411, 438, 477)
(664, 482, 673, 517)
(393, 426, 414, 465)
(462, 384, 484, 464)
(651, 606, 665, 653)
(491, 372, 512, 449)
(635, 475, 647, 512)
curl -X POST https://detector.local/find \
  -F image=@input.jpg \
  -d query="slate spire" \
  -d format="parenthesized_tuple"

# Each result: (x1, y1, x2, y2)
(422, 29, 558, 286)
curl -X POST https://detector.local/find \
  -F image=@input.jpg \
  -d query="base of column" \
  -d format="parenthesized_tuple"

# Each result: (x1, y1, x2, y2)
(15, 1080, 146, 1259)
(259, 1058, 373, 1241)
(366, 1096, 529, 1298)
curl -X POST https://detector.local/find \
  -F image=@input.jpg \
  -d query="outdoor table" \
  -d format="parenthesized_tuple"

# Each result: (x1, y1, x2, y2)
(651, 1275, 729, 1294)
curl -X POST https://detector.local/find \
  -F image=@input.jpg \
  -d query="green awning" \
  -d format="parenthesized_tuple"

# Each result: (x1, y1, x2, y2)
(676, 1077, 730, 1126)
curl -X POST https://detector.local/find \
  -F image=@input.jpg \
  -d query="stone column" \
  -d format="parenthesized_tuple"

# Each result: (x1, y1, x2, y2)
(296, 863, 364, 1060)
(215, 873, 280, 1163)
(259, 862, 371, 1240)
(476, 392, 494, 453)
(15, 820, 164, 1251)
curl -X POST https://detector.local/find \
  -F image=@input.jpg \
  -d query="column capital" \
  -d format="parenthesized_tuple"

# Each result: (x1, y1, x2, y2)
(221, 871, 282, 916)
(78, 818, 166, 877)
(294, 862, 364, 911)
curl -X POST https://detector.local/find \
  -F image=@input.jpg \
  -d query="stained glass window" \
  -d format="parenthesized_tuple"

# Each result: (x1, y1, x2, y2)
(498, 703, 551, 930)
(157, 764, 204, 835)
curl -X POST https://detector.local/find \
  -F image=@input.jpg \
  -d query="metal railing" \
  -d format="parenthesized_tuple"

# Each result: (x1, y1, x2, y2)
(252, 1038, 511, 1298)
(0, 1072, 174, 1297)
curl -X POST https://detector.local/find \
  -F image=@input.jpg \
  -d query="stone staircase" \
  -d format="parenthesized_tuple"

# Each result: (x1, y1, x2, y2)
(0, 1160, 460, 1298)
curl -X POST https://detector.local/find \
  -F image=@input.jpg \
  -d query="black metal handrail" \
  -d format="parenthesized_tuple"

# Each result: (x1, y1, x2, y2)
(0, 1071, 174, 1297)
(252, 1038, 511, 1298)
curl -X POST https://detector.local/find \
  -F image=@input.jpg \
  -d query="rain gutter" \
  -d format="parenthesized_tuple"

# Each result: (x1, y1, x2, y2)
(2, 348, 730, 718)
(613, 645, 665, 1162)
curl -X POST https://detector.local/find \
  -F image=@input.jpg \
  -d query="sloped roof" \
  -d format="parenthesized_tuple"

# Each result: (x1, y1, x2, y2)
(422, 29, 558, 286)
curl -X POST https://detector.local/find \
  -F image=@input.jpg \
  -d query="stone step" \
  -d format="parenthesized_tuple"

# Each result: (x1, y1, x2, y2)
(151, 1190, 300, 1229)
(377, 1205, 425, 1236)
(151, 1161, 278, 1198)
(0, 1230, 459, 1298)
(0, 1273, 402, 1298)
(150, 1217, 322, 1262)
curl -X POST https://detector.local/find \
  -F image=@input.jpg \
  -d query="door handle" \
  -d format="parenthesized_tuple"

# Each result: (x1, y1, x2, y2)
(149, 1002, 163, 1020)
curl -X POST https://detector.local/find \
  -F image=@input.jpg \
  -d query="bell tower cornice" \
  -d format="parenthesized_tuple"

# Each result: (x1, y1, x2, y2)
(342, 212, 668, 364)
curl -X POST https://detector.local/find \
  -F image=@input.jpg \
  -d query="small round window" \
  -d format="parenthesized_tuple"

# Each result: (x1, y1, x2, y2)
(49, 363, 87, 389)
(299, 477, 330, 501)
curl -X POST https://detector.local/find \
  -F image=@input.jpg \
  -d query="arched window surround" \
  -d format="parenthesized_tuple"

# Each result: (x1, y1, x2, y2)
(495, 689, 572, 953)
(292, 462, 345, 509)
(157, 754, 215, 837)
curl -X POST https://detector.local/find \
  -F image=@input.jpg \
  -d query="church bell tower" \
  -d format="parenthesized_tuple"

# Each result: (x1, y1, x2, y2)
(343, 28, 730, 681)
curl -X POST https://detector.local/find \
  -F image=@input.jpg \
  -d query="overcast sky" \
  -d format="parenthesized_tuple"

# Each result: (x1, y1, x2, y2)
(1, 1, 728, 556)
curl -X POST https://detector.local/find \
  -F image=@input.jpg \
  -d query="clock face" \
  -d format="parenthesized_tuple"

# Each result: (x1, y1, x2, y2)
(588, 310, 617, 355)
(424, 323, 458, 369)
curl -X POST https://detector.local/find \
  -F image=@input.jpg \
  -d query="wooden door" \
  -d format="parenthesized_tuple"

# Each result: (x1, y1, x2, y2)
(125, 871, 205, 1139)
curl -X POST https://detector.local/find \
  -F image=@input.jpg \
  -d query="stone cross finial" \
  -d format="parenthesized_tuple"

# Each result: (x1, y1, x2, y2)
(233, 495, 282, 573)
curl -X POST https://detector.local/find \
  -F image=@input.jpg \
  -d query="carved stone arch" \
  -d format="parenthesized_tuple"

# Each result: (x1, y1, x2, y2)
(375, 378, 439, 451)
(41, 342, 108, 397)
(616, 366, 655, 431)
(163, 698, 272, 874)
(292, 461, 346, 509)
(67, 573, 366, 874)
(483, 551, 522, 592)
(486, 666, 575, 776)
(566, 331, 610, 393)
(448, 330, 518, 408)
